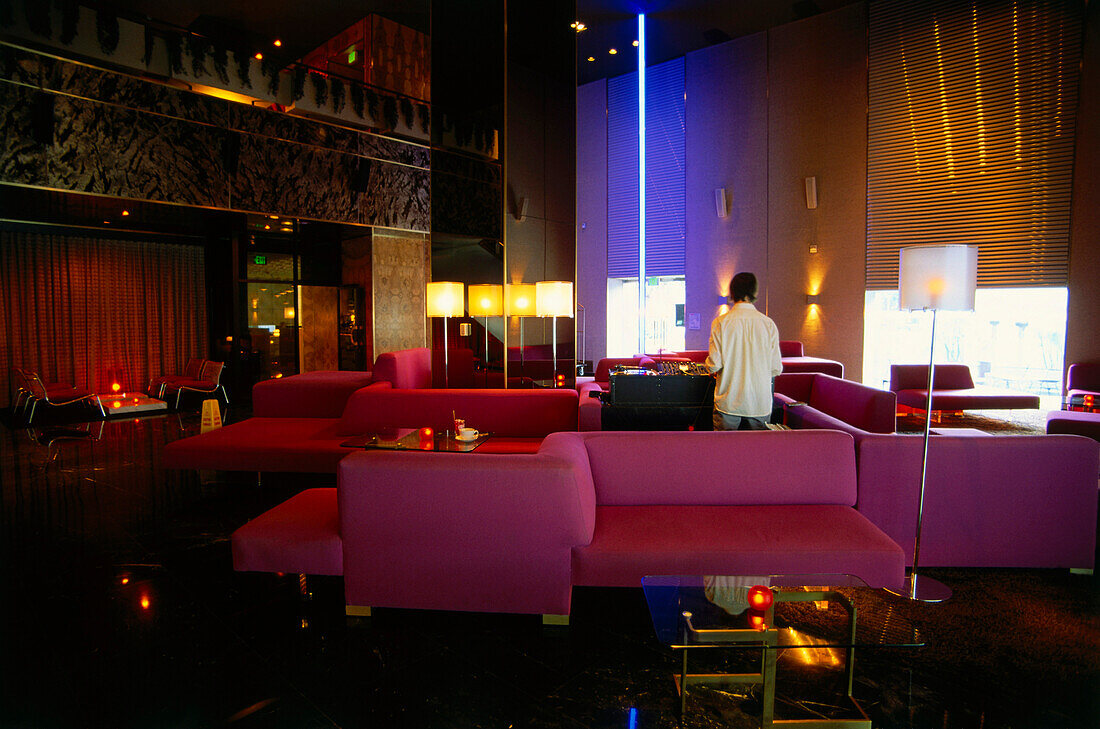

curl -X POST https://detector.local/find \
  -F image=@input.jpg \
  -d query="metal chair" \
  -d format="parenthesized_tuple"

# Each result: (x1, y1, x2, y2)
(166, 360, 227, 409)
(24, 371, 106, 424)
(148, 357, 206, 399)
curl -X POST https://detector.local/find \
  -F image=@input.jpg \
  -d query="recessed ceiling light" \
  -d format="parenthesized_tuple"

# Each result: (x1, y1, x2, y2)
(273, 39, 282, 47)
(632, 40, 639, 47)
(587, 56, 595, 62)
(609, 48, 617, 55)
(575, 23, 586, 32)
(254, 52, 263, 60)
(121, 210, 130, 216)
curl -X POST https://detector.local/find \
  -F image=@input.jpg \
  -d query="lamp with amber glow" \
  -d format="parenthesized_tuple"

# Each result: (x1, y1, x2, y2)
(506, 283, 537, 374)
(894, 244, 977, 602)
(426, 281, 465, 387)
(536, 281, 574, 381)
(468, 284, 503, 372)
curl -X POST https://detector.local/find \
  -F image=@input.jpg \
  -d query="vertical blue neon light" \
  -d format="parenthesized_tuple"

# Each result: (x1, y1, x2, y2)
(627, 707, 638, 729)
(637, 13, 646, 355)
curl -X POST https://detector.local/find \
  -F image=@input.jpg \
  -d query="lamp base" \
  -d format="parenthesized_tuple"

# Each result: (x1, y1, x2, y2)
(886, 572, 952, 602)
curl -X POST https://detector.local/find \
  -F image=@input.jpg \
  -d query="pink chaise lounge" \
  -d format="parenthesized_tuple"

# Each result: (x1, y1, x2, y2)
(232, 429, 906, 617)
(889, 364, 1040, 413)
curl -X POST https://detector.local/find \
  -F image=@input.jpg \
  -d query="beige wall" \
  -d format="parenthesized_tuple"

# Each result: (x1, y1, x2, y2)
(371, 230, 430, 356)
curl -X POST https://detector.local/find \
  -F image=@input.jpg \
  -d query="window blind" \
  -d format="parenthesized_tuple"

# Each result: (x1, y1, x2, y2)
(867, 0, 1083, 289)
(606, 58, 686, 279)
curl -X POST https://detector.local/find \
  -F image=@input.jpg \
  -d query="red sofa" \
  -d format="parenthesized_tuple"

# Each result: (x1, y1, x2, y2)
(164, 380, 579, 473)
(856, 433, 1098, 569)
(773, 373, 896, 438)
(890, 364, 1040, 412)
(232, 429, 905, 617)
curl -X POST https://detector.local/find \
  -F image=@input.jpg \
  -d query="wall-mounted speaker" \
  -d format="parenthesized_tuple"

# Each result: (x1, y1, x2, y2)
(804, 176, 818, 209)
(31, 92, 55, 145)
(714, 188, 729, 218)
(515, 196, 529, 222)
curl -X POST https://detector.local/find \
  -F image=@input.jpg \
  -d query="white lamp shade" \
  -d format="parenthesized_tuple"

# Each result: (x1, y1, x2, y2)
(899, 245, 977, 312)
(505, 283, 537, 316)
(426, 281, 465, 317)
(467, 284, 503, 316)
(536, 281, 574, 318)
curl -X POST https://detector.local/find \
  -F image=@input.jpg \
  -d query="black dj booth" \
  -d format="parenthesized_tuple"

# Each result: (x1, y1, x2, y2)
(593, 363, 716, 430)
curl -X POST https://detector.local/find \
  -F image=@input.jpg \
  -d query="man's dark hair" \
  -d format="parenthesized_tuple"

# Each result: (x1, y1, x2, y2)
(730, 272, 758, 303)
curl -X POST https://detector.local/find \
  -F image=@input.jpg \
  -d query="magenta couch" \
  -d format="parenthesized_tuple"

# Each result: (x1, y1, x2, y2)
(890, 364, 1040, 411)
(773, 373, 896, 438)
(856, 433, 1098, 569)
(1046, 410, 1100, 443)
(1066, 362, 1100, 401)
(233, 429, 905, 617)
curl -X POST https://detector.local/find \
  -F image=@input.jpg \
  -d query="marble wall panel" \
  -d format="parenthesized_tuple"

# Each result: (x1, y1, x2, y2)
(358, 160, 430, 231)
(0, 83, 47, 186)
(432, 149, 501, 186)
(233, 134, 358, 222)
(49, 59, 229, 127)
(229, 104, 359, 154)
(431, 168, 502, 239)
(360, 133, 430, 168)
(372, 231, 429, 355)
(0, 46, 43, 85)
(48, 94, 229, 207)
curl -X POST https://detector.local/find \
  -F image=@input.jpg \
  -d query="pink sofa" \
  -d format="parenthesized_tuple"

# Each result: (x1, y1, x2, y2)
(164, 380, 579, 473)
(1046, 410, 1100, 443)
(773, 373, 896, 438)
(1066, 362, 1100, 404)
(233, 429, 905, 617)
(890, 364, 1040, 412)
(856, 433, 1098, 569)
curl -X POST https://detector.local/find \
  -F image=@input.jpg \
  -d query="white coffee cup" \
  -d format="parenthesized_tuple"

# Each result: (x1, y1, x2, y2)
(458, 427, 478, 439)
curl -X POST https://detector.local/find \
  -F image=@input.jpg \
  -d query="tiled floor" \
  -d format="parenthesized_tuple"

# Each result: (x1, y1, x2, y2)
(1, 409, 1098, 728)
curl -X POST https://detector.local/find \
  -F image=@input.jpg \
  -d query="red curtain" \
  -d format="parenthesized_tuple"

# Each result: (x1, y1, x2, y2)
(0, 231, 208, 408)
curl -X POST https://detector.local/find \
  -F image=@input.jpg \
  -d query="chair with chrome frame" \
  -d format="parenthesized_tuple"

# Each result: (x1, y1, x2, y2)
(11, 368, 71, 418)
(24, 371, 106, 424)
(164, 360, 228, 409)
(148, 357, 206, 399)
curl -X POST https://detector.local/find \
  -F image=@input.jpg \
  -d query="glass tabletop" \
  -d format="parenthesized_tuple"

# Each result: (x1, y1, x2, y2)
(340, 428, 489, 452)
(642, 574, 923, 649)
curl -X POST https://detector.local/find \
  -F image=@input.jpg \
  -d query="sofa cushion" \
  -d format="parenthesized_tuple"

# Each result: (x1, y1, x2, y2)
(371, 347, 432, 390)
(162, 418, 348, 472)
(253, 373, 384, 418)
(895, 388, 1039, 411)
(337, 388, 579, 437)
(232, 488, 343, 576)
(579, 430, 857, 506)
(571, 504, 905, 590)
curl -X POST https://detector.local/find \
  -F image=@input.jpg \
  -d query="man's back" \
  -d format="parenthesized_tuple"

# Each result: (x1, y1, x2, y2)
(706, 302, 782, 419)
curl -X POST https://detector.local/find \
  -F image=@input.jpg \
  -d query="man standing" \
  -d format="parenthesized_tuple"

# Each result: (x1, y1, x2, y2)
(706, 272, 783, 430)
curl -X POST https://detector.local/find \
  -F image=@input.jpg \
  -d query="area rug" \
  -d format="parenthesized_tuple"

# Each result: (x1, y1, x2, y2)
(895, 409, 1048, 435)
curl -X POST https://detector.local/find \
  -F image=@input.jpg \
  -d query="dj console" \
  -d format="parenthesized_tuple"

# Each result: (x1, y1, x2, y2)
(595, 361, 716, 430)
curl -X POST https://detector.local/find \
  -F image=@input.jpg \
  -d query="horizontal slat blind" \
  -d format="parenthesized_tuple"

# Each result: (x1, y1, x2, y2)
(644, 57, 686, 277)
(867, 0, 1083, 289)
(607, 72, 640, 278)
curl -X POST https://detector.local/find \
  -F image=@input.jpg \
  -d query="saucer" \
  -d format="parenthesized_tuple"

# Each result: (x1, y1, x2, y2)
(455, 433, 480, 442)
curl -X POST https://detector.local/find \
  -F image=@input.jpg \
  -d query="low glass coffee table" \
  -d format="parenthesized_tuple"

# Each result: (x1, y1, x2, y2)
(340, 427, 489, 452)
(642, 574, 923, 728)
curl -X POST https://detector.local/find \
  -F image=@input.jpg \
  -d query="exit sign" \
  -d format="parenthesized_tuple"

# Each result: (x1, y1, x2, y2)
(253, 255, 267, 265)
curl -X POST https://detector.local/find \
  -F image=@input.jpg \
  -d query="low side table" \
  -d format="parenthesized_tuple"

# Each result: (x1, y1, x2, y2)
(642, 574, 923, 728)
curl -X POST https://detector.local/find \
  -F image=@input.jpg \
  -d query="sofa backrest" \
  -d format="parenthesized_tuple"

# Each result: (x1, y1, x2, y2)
(780, 341, 804, 357)
(337, 388, 580, 436)
(1067, 362, 1100, 393)
(808, 374, 896, 434)
(773, 373, 816, 403)
(565, 430, 857, 506)
(252, 371, 384, 418)
(371, 347, 432, 390)
(889, 363, 974, 391)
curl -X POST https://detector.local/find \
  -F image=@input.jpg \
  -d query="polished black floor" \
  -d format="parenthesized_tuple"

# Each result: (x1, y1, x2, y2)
(1, 408, 1098, 728)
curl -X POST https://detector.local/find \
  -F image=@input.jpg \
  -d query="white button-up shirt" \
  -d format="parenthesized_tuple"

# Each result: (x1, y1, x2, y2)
(705, 302, 783, 418)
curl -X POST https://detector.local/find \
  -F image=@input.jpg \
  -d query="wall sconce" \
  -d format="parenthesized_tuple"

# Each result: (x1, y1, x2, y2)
(426, 281, 465, 387)
(716, 294, 729, 306)
(536, 281, 574, 380)
(805, 294, 820, 305)
(458, 322, 472, 336)
(804, 176, 818, 209)
(714, 188, 729, 218)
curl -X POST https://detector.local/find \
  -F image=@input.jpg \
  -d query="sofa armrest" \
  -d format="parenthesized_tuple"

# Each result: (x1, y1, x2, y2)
(337, 449, 594, 614)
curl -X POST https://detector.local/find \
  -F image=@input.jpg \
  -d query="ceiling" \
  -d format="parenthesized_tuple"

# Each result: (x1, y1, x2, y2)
(108, 0, 861, 86)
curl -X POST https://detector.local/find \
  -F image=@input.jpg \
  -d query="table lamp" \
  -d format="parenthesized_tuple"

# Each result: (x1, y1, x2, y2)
(536, 281, 574, 380)
(506, 283, 537, 376)
(895, 244, 978, 602)
(426, 281, 465, 387)
(468, 284, 503, 373)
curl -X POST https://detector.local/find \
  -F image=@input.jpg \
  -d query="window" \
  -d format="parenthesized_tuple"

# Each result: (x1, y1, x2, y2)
(607, 276, 686, 357)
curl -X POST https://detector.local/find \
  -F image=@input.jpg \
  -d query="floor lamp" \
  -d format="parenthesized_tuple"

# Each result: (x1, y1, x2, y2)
(468, 284, 503, 383)
(506, 283, 536, 380)
(894, 244, 978, 602)
(536, 281, 574, 382)
(426, 281, 465, 388)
